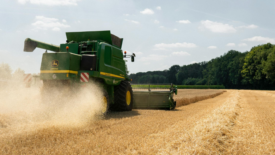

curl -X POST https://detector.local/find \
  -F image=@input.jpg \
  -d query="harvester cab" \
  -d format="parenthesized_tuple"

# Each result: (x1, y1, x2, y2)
(23, 30, 177, 114)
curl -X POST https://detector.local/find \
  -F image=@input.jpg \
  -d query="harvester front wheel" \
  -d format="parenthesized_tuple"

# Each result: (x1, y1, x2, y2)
(113, 81, 133, 111)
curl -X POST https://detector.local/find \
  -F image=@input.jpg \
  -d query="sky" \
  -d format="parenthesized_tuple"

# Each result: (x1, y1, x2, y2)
(0, 0, 275, 74)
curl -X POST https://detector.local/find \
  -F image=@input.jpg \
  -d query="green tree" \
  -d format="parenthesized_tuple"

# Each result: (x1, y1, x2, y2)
(168, 65, 180, 84)
(138, 75, 152, 84)
(177, 62, 206, 85)
(183, 78, 201, 85)
(130, 43, 275, 89)
(157, 75, 167, 83)
(195, 78, 206, 85)
(241, 43, 273, 88)
(262, 45, 275, 81)
(151, 75, 157, 84)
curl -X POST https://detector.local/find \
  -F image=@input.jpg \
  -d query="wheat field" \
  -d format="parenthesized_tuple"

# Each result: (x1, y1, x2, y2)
(174, 89, 225, 107)
(1, 87, 275, 154)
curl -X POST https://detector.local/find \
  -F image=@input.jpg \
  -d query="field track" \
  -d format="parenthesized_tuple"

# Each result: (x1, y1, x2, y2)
(1, 90, 275, 154)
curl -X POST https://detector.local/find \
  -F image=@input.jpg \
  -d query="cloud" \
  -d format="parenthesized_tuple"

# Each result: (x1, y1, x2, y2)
(31, 16, 70, 31)
(140, 8, 154, 15)
(208, 46, 217, 49)
(238, 43, 247, 47)
(173, 28, 178, 31)
(123, 14, 130, 16)
(18, 0, 80, 6)
(200, 20, 236, 33)
(154, 20, 159, 24)
(226, 43, 235, 47)
(134, 52, 143, 56)
(159, 26, 164, 29)
(140, 54, 167, 62)
(156, 6, 161, 10)
(52, 27, 60, 31)
(239, 24, 258, 29)
(62, 19, 67, 23)
(143, 62, 151, 65)
(172, 51, 190, 56)
(157, 65, 169, 71)
(177, 20, 191, 24)
(243, 36, 275, 43)
(125, 19, 139, 24)
(0, 50, 8, 53)
(154, 42, 197, 50)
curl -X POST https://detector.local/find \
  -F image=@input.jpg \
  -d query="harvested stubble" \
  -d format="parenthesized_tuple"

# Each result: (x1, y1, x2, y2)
(174, 89, 225, 107)
(229, 90, 275, 154)
(149, 90, 241, 154)
(2, 89, 275, 154)
(0, 90, 230, 154)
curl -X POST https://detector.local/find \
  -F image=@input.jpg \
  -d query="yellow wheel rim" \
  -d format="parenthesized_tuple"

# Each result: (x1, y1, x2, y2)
(126, 91, 131, 106)
(102, 96, 108, 113)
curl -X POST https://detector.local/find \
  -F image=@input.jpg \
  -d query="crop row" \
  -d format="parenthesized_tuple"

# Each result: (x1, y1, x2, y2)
(131, 85, 225, 89)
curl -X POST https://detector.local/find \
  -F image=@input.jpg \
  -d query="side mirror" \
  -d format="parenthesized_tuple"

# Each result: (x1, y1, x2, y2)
(131, 53, 136, 62)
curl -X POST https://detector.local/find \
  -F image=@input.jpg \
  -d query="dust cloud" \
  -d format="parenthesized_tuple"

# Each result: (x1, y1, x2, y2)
(0, 77, 105, 136)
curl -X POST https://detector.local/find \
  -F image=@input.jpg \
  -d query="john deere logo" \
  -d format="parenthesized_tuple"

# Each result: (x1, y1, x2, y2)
(52, 60, 59, 67)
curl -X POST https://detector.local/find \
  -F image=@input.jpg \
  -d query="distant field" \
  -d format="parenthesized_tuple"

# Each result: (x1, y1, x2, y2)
(131, 84, 225, 89)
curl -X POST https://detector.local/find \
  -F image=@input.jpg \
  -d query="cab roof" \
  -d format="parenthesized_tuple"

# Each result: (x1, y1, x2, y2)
(66, 30, 123, 49)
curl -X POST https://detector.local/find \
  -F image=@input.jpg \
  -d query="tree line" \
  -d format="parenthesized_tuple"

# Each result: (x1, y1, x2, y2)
(129, 43, 275, 89)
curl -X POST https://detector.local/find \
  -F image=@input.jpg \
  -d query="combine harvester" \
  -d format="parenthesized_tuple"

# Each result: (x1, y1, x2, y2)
(24, 31, 177, 113)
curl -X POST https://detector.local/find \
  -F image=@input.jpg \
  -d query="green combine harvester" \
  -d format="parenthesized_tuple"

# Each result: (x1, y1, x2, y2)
(24, 30, 177, 113)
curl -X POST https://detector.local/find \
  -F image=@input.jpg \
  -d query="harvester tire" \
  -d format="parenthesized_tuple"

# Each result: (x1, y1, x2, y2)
(112, 81, 133, 111)
(101, 90, 110, 115)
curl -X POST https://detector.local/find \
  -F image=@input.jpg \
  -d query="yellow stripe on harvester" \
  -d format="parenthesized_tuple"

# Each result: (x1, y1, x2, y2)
(100, 72, 125, 79)
(40, 70, 78, 75)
